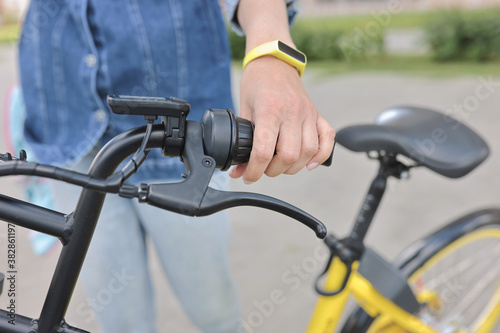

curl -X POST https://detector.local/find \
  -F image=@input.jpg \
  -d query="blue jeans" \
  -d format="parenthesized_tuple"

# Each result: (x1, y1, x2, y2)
(50, 151, 240, 333)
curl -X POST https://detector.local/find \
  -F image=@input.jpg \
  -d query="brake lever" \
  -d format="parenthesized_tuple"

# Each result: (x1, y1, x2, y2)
(126, 121, 327, 239)
(199, 187, 327, 239)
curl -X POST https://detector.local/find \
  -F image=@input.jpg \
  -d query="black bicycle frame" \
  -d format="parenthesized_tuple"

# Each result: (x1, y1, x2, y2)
(0, 125, 165, 333)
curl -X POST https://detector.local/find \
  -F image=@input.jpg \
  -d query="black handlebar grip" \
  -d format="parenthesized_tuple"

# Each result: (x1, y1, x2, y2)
(201, 109, 254, 171)
(231, 115, 254, 166)
(201, 109, 334, 170)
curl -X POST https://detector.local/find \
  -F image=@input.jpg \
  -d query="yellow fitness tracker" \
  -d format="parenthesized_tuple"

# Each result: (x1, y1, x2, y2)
(242, 40, 307, 77)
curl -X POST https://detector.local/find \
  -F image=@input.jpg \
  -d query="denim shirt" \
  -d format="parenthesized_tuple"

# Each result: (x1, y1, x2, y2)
(19, 0, 296, 181)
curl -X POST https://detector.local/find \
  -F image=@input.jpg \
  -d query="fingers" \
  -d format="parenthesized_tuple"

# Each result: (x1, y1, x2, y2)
(308, 114, 336, 170)
(242, 109, 280, 183)
(289, 114, 320, 174)
(230, 113, 335, 183)
(229, 164, 247, 179)
(264, 116, 303, 177)
(240, 109, 327, 182)
(273, 114, 319, 176)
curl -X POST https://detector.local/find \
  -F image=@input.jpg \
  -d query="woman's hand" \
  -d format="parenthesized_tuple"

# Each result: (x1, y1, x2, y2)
(229, 55, 335, 184)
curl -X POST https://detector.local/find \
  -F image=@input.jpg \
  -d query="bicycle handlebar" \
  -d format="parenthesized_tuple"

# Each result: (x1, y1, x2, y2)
(107, 95, 334, 169)
(0, 96, 331, 239)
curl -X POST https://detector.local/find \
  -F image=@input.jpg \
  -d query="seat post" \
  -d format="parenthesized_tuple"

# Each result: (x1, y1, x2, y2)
(347, 154, 409, 249)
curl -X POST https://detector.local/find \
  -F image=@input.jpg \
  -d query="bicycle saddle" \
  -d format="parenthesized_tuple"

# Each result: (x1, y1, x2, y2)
(336, 106, 489, 178)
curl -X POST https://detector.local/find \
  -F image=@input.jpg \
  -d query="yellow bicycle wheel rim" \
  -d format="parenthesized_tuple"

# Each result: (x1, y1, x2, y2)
(369, 228, 500, 333)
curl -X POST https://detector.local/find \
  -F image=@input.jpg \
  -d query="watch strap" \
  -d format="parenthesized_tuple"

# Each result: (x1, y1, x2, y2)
(242, 40, 307, 77)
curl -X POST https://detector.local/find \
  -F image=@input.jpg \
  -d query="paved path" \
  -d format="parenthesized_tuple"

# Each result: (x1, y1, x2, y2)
(1, 44, 500, 332)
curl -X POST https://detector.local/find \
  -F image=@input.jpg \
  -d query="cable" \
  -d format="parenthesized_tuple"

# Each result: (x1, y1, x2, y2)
(120, 119, 154, 181)
(0, 117, 156, 192)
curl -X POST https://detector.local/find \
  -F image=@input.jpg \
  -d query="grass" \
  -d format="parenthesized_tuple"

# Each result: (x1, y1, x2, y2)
(307, 55, 500, 78)
(294, 7, 500, 31)
(0, 24, 20, 44)
(232, 55, 500, 78)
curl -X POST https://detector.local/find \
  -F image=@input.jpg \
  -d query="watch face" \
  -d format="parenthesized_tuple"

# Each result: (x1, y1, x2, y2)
(278, 41, 306, 63)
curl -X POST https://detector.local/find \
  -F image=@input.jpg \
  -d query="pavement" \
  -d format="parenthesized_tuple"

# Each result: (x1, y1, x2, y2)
(0, 43, 499, 332)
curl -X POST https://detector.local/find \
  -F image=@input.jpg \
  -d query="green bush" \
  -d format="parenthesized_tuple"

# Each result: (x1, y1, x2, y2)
(290, 22, 346, 61)
(228, 20, 385, 63)
(425, 9, 500, 62)
(228, 29, 247, 60)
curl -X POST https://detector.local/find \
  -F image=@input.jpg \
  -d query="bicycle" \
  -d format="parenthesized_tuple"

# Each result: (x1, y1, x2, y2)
(308, 106, 500, 333)
(0, 95, 498, 333)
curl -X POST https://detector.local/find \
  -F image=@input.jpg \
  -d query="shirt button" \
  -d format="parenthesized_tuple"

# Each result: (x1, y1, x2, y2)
(85, 54, 97, 68)
(94, 109, 106, 122)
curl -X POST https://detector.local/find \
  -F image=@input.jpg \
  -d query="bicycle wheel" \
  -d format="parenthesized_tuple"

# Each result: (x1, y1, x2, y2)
(341, 208, 500, 333)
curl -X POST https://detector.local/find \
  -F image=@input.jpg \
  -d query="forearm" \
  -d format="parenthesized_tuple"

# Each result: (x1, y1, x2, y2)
(237, 0, 295, 52)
